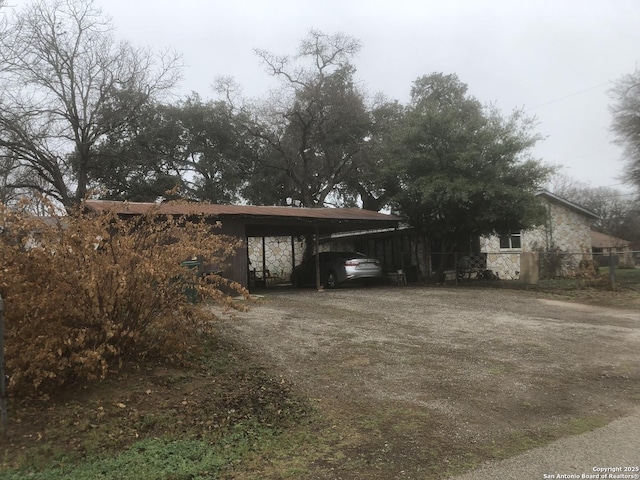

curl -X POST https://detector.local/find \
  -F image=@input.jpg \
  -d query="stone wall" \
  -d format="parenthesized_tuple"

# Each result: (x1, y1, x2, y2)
(247, 236, 354, 284)
(247, 236, 304, 284)
(485, 252, 522, 280)
(525, 200, 593, 253)
(482, 197, 594, 279)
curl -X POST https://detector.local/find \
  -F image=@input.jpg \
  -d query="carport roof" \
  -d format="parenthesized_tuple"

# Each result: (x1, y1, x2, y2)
(83, 200, 400, 236)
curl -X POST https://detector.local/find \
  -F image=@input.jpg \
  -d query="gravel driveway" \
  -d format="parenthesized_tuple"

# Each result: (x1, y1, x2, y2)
(216, 286, 640, 479)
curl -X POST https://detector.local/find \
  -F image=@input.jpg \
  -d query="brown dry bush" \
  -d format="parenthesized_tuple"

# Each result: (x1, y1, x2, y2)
(0, 202, 246, 399)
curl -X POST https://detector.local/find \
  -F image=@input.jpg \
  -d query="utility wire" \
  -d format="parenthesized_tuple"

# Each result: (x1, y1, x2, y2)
(525, 81, 612, 112)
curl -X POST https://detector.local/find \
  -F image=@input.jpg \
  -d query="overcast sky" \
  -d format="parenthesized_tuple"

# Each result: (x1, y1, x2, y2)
(20, 0, 640, 192)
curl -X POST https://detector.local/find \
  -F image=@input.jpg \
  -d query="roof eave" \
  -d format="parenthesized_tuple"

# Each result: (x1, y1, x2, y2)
(535, 191, 599, 220)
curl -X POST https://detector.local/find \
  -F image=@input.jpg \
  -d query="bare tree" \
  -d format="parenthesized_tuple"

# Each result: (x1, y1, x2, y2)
(0, 0, 182, 210)
(610, 70, 640, 190)
(217, 30, 371, 208)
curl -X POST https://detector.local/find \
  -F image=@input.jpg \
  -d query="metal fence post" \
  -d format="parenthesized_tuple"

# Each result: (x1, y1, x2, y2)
(0, 293, 6, 435)
(609, 248, 616, 290)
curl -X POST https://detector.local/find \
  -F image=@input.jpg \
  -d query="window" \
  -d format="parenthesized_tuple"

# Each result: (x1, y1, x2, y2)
(499, 231, 522, 249)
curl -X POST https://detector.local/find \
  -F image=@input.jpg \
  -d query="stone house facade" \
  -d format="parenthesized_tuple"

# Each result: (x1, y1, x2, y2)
(481, 191, 598, 279)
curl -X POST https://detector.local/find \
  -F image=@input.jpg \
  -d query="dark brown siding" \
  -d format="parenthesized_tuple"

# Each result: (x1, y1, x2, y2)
(217, 220, 248, 288)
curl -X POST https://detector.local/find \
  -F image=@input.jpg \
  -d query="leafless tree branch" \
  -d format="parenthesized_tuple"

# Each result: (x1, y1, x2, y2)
(0, 0, 183, 211)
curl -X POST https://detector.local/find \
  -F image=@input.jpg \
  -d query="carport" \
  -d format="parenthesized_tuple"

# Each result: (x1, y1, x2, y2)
(84, 200, 400, 290)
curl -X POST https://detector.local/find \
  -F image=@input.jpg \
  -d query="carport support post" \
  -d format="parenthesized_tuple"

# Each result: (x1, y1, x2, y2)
(315, 225, 322, 291)
(261, 236, 267, 281)
(291, 236, 296, 282)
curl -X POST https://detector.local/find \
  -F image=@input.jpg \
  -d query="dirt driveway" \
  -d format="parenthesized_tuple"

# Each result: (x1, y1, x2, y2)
(215, 286, 640, 479)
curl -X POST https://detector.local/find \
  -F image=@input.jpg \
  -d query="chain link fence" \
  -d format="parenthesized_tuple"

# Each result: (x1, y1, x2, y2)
(428, 250, 640, 290)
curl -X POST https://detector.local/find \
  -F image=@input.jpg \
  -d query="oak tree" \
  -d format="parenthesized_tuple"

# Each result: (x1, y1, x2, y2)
(224, 30, 373, 208)
(390, 73, 551, 259)
(92, 94, 255, 203)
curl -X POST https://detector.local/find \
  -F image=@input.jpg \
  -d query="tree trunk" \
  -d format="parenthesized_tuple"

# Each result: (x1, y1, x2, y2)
(430, 241, 459, 284)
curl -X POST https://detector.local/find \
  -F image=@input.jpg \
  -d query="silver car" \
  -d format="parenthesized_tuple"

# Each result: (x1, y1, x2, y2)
(291, 251, 383, 289)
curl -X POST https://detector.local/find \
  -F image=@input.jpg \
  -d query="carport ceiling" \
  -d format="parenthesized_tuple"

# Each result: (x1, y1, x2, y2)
(84, 200, 400, 237)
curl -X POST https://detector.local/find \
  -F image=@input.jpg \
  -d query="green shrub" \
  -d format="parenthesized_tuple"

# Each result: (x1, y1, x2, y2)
(0, 201, 245, 398)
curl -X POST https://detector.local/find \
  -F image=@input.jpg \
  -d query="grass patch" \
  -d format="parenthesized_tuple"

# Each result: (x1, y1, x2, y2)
(0, 334, 314, 480)
(563, 415, 611, 435)
(604, 266, 640, 289)
(486, 362, 515, 375)
(457, 266, 640, 309)
(531, 266, 640, 294)
(482, 414, 612, 463)
(3, 437, 229, 480)
(2, 423, 323, 480)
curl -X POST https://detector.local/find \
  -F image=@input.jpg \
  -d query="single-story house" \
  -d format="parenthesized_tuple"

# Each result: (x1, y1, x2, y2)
(591, 230, 634, 268)
(313, 191, 600, 283)
(141, 191, 597, 287)
(83, 200, 400, 290)
(481, 191, 599, 279)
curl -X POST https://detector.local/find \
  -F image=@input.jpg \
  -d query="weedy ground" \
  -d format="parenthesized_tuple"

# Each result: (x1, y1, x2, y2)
(1, 280, 639, 479)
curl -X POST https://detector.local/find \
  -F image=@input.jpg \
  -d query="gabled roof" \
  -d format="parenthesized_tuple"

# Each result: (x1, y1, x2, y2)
(591, 230, 631, 249)
(535, 191, 599, 220)
(83, 200, 400, 237)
